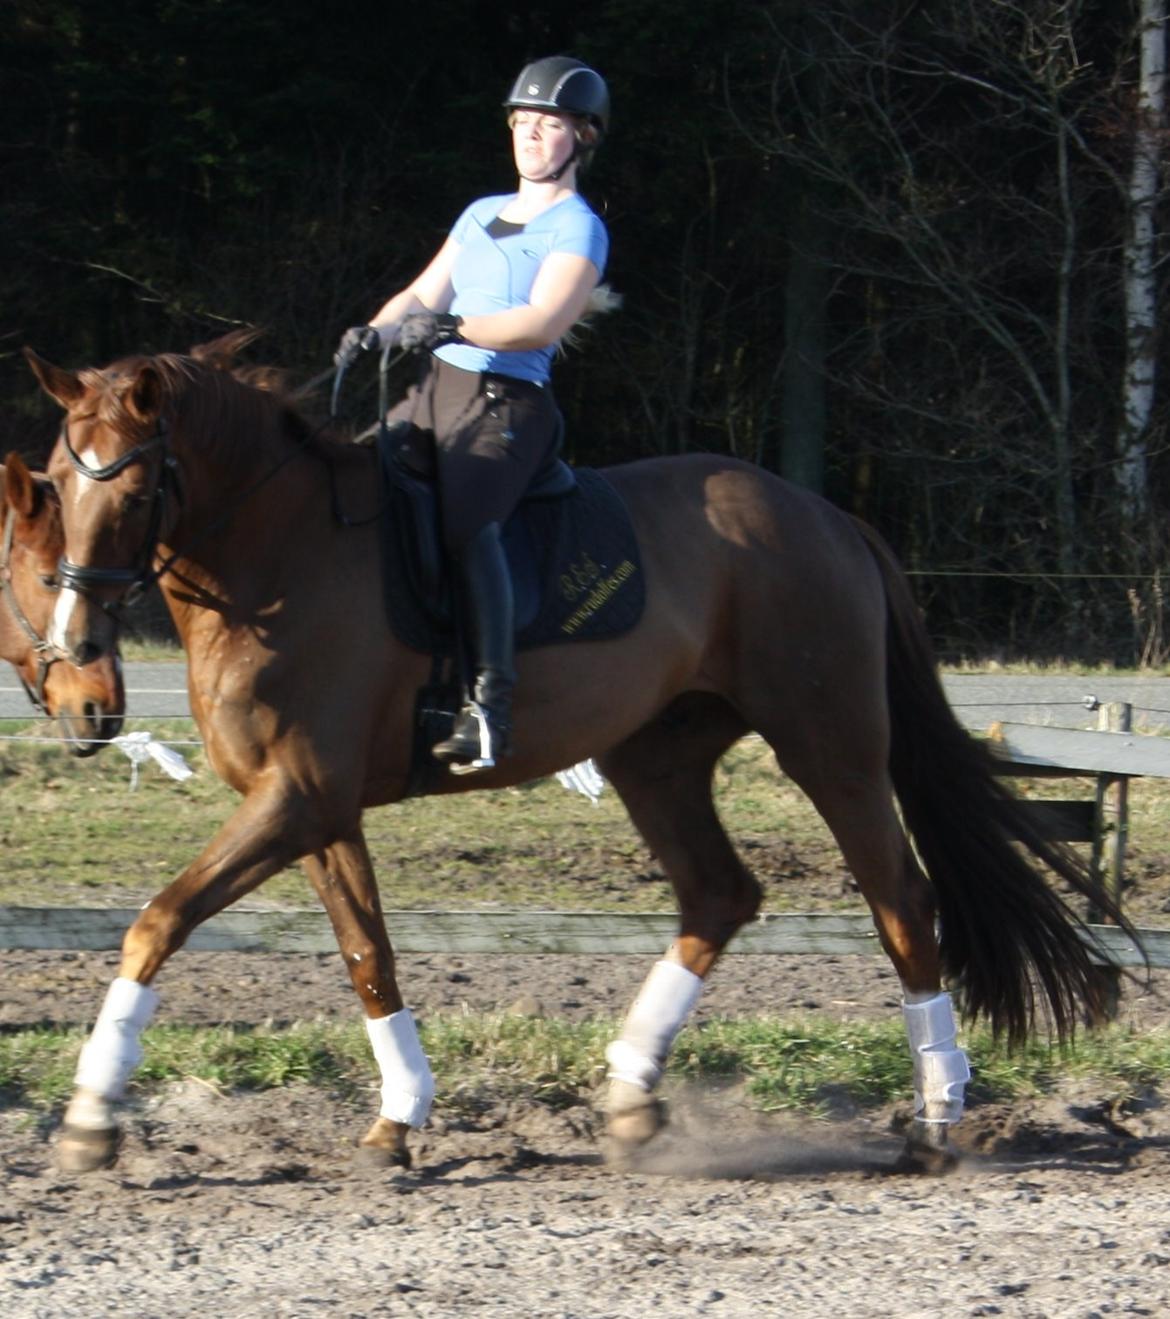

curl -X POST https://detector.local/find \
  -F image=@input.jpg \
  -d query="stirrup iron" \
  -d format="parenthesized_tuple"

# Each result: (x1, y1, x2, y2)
(433, 701, 508, 773)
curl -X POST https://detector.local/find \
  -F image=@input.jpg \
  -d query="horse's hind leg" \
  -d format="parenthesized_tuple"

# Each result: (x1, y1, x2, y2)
(596, 695, 756, 1147)
(779, 749, 969, 1171)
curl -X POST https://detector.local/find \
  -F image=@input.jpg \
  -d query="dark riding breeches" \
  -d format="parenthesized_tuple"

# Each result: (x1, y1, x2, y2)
(385, 355, 563, 554)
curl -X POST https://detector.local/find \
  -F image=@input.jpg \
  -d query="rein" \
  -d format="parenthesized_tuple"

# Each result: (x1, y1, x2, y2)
(0, 506, 58, 714)
(322, 346, 409, 529)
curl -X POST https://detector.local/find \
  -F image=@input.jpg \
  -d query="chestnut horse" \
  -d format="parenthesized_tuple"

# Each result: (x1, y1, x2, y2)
(0, 460, 124, 751)
(27, 338, 1129, 1176)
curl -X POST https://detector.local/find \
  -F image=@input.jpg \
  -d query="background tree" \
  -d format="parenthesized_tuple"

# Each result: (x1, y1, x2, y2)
(2, 0, 1167, 661)
(739, 0, 1169, 658)
(1117, 0, 1165, 528)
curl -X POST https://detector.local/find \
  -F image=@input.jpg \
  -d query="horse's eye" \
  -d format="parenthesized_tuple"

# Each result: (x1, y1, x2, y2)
(40, 573, 60, 591)
(121, 492, 150, 515)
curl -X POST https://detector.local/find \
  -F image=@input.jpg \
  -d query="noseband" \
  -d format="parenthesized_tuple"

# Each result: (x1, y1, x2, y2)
(0, 506, 58, 714)
(59, 421, 180, 608)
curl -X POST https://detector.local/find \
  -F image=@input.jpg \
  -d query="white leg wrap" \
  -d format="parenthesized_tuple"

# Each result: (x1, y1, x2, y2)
(365, 1009, 435, 1128)
(902, 991, 971, 1123)
(73, 977, 159, 1101)
(605, 959, 704, 1092)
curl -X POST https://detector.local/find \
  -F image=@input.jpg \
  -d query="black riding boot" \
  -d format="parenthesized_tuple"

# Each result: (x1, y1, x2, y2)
(433, 522, 516, 771)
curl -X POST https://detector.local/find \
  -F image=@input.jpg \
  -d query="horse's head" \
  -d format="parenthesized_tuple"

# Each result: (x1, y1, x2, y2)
(29, 335, 318, 674)
(1, 453, 125, 755)
(25, 346, 182, 673)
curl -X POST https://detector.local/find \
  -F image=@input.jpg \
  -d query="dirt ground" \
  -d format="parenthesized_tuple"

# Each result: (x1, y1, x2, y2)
(2, 944, 1170, 1031)
(4, 946, 1170, 1316)
(4, 795, 1170, 1318)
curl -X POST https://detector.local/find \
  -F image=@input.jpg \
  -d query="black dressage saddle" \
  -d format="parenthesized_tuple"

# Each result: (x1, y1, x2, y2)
(376, 420, 644, 656)
(373, 420, 645, 794)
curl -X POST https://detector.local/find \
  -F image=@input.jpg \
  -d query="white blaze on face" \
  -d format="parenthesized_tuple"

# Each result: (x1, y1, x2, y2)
(48, 443, 106, 654)
(48, 587, 80, 654)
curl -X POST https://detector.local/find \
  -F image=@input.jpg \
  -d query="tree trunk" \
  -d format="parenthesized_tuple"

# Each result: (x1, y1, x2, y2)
(1116, 0, 1166, 528)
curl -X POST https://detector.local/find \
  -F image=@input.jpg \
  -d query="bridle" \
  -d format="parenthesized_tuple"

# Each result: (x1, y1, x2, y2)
(54, 355, 383, 623)
(56, 398, 331, 611)
(58, 420, 181, 610)
(0, 502, 59, 714)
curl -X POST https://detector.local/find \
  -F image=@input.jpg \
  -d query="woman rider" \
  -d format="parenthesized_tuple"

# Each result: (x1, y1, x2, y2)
(335, 55, 610, 773)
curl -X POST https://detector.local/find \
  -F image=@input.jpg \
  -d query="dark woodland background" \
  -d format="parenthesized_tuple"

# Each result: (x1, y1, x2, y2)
(4, 0, 1168, 662)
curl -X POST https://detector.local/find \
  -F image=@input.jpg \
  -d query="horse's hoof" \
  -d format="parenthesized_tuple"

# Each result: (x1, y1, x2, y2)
(605, 1094, 666, 1147)
(891, 1122, 959, 1176)
(57, 1123, 121, 1174)
(356, 1141, 412, 1170)
(892, 1144, 959, 1176)
(357, 1117, 412, 1170)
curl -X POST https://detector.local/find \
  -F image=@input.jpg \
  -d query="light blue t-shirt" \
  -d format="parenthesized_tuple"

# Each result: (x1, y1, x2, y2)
(435, 193, 609, 384)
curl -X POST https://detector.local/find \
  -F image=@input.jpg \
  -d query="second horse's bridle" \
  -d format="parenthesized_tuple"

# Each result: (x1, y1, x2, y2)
(0, 502, 59, 714)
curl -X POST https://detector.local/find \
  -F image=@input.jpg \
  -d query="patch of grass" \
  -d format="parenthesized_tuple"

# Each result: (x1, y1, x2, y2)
(943, 659, 1155, 677)
(0, 718, 315, 905)
(3, 709, 1170, 918)
(677, 1018, 1170, 1113)
(0, 725, 850, 912)
(4, 1015, 1169, 1118)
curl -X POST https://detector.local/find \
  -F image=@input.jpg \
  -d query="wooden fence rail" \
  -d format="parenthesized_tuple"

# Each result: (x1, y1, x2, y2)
(0, 906, 1161, 968)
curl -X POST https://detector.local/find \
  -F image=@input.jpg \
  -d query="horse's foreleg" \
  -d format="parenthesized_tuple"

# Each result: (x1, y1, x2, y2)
(59, 783, 323, 1174)
(597, 704, 755, 1146)
(302, 841, 433, 1170)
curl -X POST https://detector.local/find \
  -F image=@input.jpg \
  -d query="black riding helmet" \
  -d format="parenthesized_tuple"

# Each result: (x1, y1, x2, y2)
(503, 56, 610, 138)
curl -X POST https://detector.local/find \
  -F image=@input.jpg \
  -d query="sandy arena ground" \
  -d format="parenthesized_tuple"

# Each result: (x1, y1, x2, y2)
(4, 949, 1170, 1316)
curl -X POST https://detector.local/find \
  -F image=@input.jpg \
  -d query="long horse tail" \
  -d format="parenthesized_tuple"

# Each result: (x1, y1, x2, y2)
(852, 518, 1142, 1044)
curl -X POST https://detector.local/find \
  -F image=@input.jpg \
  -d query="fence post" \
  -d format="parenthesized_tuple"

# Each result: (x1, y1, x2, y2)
(1088, 701, 1131, 1017)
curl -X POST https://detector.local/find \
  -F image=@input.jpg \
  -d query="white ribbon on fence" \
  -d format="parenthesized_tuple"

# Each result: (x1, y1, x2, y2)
(111, 731, 194, 790)
(555, 758, 606, 804)
(11, 722, 596, 800)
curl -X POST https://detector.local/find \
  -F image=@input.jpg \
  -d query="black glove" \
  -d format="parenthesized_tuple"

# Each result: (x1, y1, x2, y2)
(398, 311, 464, 352)
(333, 324, 382, 368)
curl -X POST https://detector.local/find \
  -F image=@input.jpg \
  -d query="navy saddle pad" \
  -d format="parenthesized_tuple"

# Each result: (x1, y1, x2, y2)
(377, 432, 645, 657)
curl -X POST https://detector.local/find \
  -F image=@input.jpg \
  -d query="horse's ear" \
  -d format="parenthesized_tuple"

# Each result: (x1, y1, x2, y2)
(125, 365, 163, 424)
(23, 348, 85, 409)
(2, 451, 44, 521)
